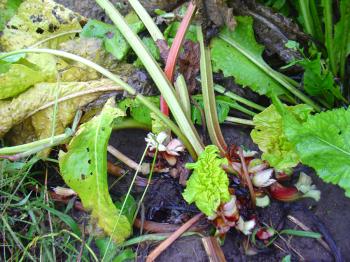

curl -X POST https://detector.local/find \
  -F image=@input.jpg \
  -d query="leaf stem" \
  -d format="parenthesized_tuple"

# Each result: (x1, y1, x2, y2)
(225, 117, 254, 126)
(214, 84, 265, 111)
(95, 0, 204, 155)
(322, 0, 336, 75)
(198, 25, 227, 154)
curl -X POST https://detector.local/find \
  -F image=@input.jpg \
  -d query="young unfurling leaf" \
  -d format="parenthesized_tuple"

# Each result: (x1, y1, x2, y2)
(182, 145, 230, 216)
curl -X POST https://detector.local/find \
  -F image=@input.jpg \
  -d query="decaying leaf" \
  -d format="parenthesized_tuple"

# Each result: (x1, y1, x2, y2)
(0, 0, 83, 51)
(0, 53, 57, 99)
(59, 99, 131, 243)
(1, 79, 122, 144)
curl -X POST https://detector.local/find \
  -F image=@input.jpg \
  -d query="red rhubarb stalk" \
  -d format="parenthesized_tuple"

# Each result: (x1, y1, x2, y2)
(161, 2, 197, 116)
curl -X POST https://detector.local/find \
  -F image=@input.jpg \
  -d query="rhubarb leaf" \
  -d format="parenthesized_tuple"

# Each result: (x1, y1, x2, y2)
(0, 0, 23, 31)
(210, 16, 288, 98)
(59, 99, 131, 243)
(183, 145, 230, 216)
(284, 107, 350, 197)
(251, 104, 313, 171)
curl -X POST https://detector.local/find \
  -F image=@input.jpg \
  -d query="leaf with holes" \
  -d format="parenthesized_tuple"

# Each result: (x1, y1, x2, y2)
(59, 99, 131, 243)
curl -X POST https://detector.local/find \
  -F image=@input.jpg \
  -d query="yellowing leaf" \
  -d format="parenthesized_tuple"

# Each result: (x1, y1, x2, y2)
(0, 0, 83, 51)
(59, 99, 131, 243)
(1, 79, 120, 140)
(0, 53, 57, 99)
(251, 104, 312, 171)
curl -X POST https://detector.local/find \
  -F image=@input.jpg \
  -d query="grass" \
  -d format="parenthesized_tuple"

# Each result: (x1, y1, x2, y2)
(0, 158, 97, 261)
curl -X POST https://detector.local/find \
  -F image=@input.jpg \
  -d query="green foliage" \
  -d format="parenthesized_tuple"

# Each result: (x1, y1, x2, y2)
(210, 16, 289, 99)
(81, 13, 144, 60)
(0, 0, 23, 31)
(191, 95, 236, 125)
(182, 145, 230, 216)
(134, 37, 160, 67)
(283, 107, 350, 197)
(164, 21, 197, 44)
(0, 53, 57, 99)
(298, 54, 343, 106)
(251, 104, 313, 171)
(59, 100, 131, 243)
(118, 96, 160, 126)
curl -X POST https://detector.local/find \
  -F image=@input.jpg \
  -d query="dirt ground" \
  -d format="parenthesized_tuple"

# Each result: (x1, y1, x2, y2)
(109, 126, 350, 261)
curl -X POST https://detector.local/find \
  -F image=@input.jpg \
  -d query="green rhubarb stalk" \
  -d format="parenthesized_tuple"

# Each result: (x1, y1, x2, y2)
(198, 25, 227, 154)
(0, 49, 198, 159)
(95, 0, 204, 155)
(298, 0, 315, 37)
(175, 74, 192, 119)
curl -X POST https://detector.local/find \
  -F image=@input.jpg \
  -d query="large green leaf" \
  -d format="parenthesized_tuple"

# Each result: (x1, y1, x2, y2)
(210, 16, 288, 98)
(0, 53, 57, 99)
(283, 107, 350, 197)
(59, 99, 131, 243)
(0, 0, 82, 51)
(183, 145, 230, 216)
(251, 104, 313, 171)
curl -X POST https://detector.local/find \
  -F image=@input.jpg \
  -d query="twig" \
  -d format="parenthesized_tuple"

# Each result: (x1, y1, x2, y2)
(202, 237, 227, 262)
(146, 213, 204, 262)
(107, 145, 150, 174)
(238, 148, 256, 207)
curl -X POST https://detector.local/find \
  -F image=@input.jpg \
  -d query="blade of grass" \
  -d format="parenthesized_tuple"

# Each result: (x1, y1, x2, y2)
(198, 25, 227, 154)
(94, 0, 204, 155)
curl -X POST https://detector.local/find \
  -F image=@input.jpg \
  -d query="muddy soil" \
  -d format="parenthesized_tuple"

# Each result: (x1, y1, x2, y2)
(109, 126, 350, 262)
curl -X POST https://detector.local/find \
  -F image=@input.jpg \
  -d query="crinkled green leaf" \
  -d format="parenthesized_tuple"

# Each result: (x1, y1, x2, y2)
(1, 79, 116, 140)
(59, 100, 131, 243)
(251, 104, 313, 171)
(191, 95, 239, 125)
(0, 0, 23, 31)
(210, 16, 288, 98)
(117, 96, 160, 126)
(0, 53, 57, 99)
(183, 145, 230, 216)
(283, 107, 350, 197)
(0, 0, 82, 51)
(81, 12, 144, 60)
